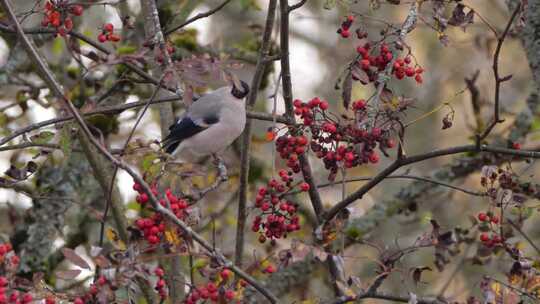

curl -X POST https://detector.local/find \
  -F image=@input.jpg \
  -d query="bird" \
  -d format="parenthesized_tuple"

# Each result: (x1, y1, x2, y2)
(162, 81, 250, 162)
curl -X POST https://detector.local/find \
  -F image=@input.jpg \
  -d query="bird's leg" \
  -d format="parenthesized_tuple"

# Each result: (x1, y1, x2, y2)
(213, 154, 228, 182)
(194, 155, 228, 200)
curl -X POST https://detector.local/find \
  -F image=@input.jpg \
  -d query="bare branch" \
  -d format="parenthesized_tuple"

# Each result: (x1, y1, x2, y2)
(477, 3, 521, 142)
(164, 0, 233, 36)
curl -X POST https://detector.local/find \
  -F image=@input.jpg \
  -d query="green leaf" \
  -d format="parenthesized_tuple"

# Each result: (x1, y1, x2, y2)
(0, 112, 7, 127)
(323, 0, 336, 10)
(31, 131, 55, 144)
(52, 38, 63, 55)
(59, 125, 72, 159)
(117, 45, 137, 55)
(531, 117, 540, 131)
(126, 201, 141, 211)
(192, 258, 208, 269)
(142, 154, 157, 172)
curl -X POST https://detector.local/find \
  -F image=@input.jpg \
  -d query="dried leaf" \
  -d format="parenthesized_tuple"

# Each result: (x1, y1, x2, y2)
(448, 4, 474, 30)
(62, 248, 91, 270)
(411, 266, 432, 286)
(56, 269, 81, 280)
(106, 228, 126, 250)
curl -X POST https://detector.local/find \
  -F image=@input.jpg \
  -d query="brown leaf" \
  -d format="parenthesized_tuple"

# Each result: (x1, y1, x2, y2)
(380, 87, 393, 104)
(56, 269, 82, 280)
(448, 4, 475, 30)
(351, 66, 369, 84)
(61, 248, 91, 270)
(411, 266, 432, 285)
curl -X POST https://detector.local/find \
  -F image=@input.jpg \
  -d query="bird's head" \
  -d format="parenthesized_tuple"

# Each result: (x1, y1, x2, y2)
(231, 80, 250, 99)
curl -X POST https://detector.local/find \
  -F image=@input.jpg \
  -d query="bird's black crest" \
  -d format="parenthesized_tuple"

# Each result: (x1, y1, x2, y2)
(231, 80, 250, 99)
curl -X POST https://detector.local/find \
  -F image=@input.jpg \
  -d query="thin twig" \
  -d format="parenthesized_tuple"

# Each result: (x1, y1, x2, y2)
(164, 0, 233, 36)
(477, 3, 521, 142)
(286, 174, 485, 197)
(507, 219, 540, 255)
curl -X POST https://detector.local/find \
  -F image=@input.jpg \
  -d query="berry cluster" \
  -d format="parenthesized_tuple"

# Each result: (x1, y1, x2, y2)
(97, 23, 120, 43)
(290, 97, 396, 181)
(153, 267, 168, 300)
(41, 1, 83, 37)
(155, 43, 176, 64)
(0, 243, 31, 304)
(184, 269, 237, 304)
(355, 42, 424, 84)
(337, 15, 355, 38)
(477, 212, 503, 247)
(66, 275, 117, 304)
(252, 172, 304, 244)
(133, 183, 189, 245)
(275, 133, 310, 173)
(0, 288, 33, 304)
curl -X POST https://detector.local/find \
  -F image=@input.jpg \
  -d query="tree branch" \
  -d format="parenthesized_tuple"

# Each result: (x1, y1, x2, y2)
(235, 0, 278, 268)
(164, 0, 233, 36)
(476, 3, 521, 142)
(322, 144, 540, 223)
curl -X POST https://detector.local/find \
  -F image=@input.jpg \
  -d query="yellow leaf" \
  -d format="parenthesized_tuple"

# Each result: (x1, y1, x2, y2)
(164, 227, 182, 247)
(106, 228, 126, 250)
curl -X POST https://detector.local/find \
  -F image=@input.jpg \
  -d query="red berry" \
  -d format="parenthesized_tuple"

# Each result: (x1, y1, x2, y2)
(480, 233, 490, 242)
(477, 213, 487, 222)
(74, 298, 84, 304)
(340, 29, 350, 38)
(491, 215, 499, 224)
(154, 267, 164, 277)
(319, 101, 329, 110)
(46, 296, 56, 304)
(414, 74, 423, 84)
(98, 33, 107, 43)
(512, 142, 521, 150)
(97, 276, 107, 286)
(22, 293, 32, 304)
(404, 56, 411, 64)
(220, 268, 232, 280)
(136, 193, 149, 204)
(225, 289, 235, 300)
(368, 152, 379, 164)
(70, 5, 84, 16)
(300, 182, 310, 192)
(108, 34, 121, 42)
(405, 67, 415, 77)
(64, 18, 73, 31)
(264, 265, 276, 273)
(103, 23, 114, 32)
(492, 235, 502, 243)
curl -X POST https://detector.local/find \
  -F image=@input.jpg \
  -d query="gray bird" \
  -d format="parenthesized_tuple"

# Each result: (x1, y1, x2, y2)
(162, 81, 249, 162)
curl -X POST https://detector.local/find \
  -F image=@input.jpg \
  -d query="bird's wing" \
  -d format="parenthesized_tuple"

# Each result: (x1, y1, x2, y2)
(162, 91, 225, 154)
